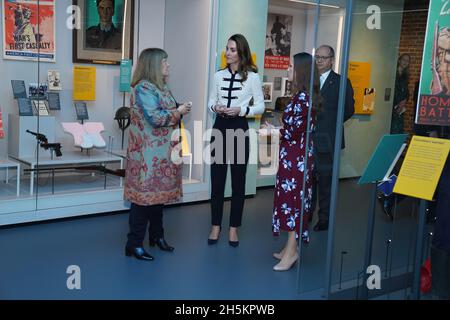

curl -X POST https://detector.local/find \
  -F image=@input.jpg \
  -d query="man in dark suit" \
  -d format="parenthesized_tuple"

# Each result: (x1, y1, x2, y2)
(311, 45, 355, 231)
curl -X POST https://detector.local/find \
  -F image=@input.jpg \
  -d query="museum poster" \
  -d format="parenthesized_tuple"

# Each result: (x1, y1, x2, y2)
(73, 66, 96, 101)
(416, 0, 450, 126)
(348, 62, 372, 115)
(2, 0, 56, 62)
(264, 13, 292, 70)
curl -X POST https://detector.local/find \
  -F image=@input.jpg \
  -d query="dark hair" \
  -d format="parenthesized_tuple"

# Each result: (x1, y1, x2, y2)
(292, 52, 321, 112)
(97, 0, 115, 7)
(228, 34, 258, 82)
(397, 53, 411, 79)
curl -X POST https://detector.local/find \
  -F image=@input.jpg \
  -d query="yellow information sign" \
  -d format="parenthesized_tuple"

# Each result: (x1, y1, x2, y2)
(348, 61, 372, 115)
(394, 136, 450, 200)
(180, 120, 190, 156)
(73, 66, 96, 101)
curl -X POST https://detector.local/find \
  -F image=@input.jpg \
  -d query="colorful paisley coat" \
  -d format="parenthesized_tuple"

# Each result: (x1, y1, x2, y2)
(124, 80, 183, 206)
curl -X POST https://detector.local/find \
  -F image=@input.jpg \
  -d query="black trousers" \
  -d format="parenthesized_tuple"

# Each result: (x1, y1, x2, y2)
(126, 202, 164, 248)
(210, 116, 249, 228)
(311, 152, 333, 223)
(311, 171, 332, 222)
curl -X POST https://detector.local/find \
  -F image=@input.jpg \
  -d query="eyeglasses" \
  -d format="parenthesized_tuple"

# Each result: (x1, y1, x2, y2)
(315, 55, 333, 61)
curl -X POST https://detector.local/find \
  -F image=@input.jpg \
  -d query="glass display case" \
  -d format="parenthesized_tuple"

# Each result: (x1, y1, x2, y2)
(0, 0, 215, 225)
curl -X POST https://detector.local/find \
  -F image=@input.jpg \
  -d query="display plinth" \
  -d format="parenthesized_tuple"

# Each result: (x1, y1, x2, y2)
(8, 114, 56, 159)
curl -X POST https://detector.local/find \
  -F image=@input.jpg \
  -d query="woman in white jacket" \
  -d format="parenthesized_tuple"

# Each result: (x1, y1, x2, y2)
(207, 34, 265, 247)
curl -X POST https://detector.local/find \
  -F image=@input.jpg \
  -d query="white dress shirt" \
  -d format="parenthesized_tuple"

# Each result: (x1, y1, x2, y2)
(320, 69, 332, 90)
(208, 67, 265, 117)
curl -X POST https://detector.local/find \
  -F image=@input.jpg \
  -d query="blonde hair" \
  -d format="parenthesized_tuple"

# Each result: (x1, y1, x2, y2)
(131, 48, 168, 90)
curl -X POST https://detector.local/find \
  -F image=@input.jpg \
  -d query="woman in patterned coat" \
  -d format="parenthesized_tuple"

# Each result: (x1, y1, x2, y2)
(270, 52, 320, 271)
(124, 48, 191, 261)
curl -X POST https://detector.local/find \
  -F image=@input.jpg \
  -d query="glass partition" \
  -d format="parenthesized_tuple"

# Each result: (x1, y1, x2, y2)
(293, 0, 438, 300)
(294, 0, 351, 296)
(0, 0, 43, 220)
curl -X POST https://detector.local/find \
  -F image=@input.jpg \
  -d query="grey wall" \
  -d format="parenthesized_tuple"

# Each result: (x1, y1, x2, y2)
(164, 0, 212, 181)
(135, 0, 166, 57)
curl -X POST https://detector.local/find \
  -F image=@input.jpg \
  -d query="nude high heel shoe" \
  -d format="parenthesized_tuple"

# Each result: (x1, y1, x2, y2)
(273, 254, 299, 271)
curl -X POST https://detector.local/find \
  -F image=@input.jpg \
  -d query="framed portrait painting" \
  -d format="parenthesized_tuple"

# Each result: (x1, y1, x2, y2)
(73, 0, 134, 65)
(262, 82, 273, 103)
(281, 77, 293, 97)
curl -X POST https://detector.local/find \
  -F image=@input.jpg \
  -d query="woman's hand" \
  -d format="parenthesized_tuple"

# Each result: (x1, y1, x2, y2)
(213, 104, 226, 114)
(223, 107, 241, 117)
(177, 102, 192, 115)
(265, 121, 275, 129)
(395, 99, 407, 115)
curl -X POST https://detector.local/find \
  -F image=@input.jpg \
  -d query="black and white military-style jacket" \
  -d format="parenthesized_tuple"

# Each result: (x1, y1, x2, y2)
(208, 67, 265, 117)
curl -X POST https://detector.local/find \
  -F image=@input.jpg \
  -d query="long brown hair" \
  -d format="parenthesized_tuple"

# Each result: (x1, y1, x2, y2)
(228, 34, 258, 82)
(292, 52, 321, 112)
(131, 48, 168, 90)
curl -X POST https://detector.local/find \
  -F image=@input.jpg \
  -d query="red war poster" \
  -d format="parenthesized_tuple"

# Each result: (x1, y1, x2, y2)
(264, 13, 292, 70)
(2, 0, 55, 62)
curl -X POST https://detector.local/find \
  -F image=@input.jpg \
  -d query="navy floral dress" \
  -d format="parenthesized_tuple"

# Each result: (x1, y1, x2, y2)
(272, 91, 315, 239)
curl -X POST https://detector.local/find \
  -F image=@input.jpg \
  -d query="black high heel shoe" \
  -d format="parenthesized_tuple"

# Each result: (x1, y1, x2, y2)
(228, 240, 239, 247)
(125, 246, 154, 261)
(208, 226, 221, 245)
(228, 228, 239, 247)
(149, 237, 174, 252)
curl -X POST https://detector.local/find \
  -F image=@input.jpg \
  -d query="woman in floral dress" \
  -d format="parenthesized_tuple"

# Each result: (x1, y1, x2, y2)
(271, 52, 320, 271)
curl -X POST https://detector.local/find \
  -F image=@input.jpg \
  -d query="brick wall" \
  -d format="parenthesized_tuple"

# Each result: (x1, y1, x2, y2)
(397, 8, 428, 134)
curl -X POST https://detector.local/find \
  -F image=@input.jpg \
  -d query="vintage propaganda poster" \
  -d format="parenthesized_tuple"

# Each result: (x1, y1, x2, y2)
(264, 13, 292, 70)
(2, 0, 56, 62)
(416, 0, 450, 126)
